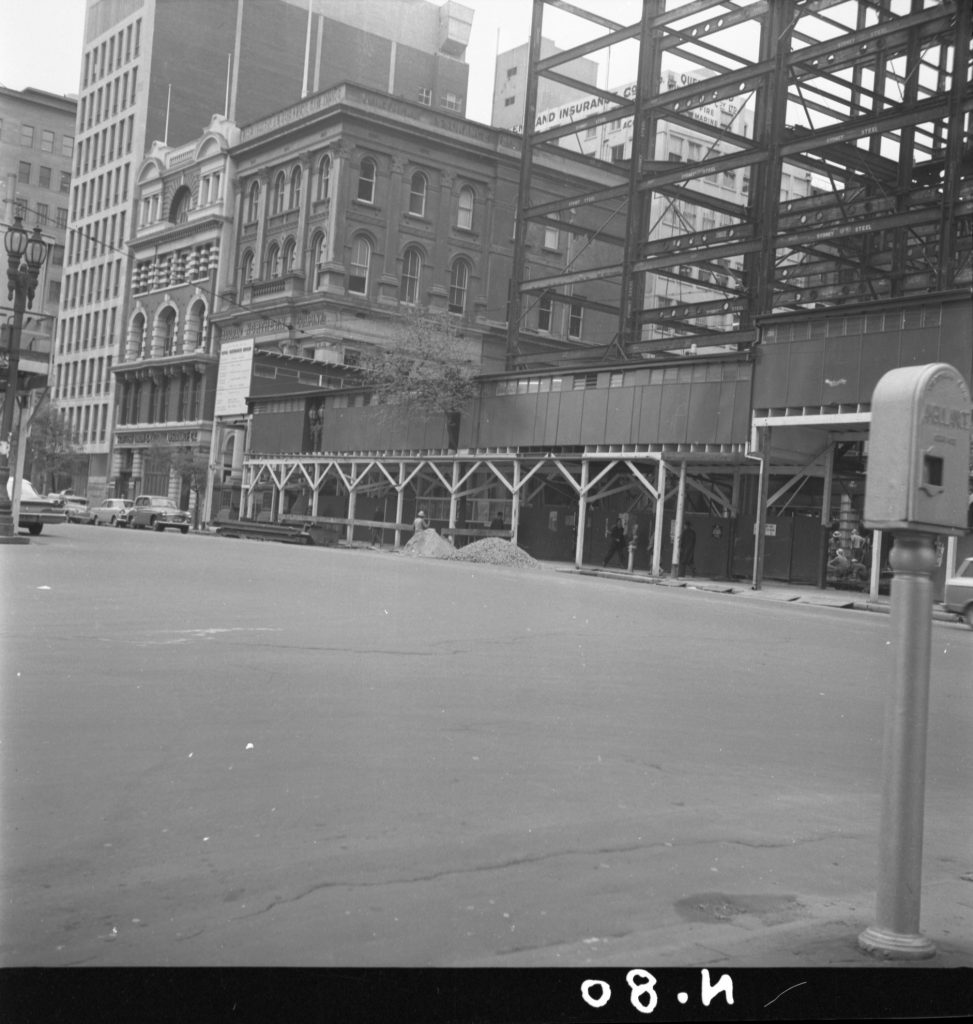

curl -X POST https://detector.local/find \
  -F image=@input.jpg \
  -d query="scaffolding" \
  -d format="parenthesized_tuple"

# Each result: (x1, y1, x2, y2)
(507, 0, 973, 367)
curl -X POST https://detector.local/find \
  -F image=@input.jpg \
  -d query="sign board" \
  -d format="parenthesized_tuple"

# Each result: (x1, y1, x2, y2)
(214, 339, 254, 417)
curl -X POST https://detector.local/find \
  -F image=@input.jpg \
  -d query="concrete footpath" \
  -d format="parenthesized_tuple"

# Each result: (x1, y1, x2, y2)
(570, 564, 963, 625)
(552, 563, 972, 971)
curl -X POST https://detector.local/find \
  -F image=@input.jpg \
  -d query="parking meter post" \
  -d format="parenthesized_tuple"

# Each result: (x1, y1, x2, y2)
(858, 530, 937, 960)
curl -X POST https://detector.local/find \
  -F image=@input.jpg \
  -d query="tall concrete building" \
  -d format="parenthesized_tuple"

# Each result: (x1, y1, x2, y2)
(52, 0, 474, 501)
(491, 38, 599, 133)
(0, 86, 76, 353)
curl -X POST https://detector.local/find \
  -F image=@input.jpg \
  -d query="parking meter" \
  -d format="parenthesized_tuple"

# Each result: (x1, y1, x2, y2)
(864, 363, 971, 535)
(859, 363, 972, 960)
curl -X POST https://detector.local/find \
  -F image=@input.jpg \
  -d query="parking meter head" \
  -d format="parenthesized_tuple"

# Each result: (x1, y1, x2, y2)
(864, 363, 972, 535)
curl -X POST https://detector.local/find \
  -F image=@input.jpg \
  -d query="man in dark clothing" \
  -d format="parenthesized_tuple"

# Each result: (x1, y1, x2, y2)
(679, 522, 697, 577)
(603, 517, 628, 568)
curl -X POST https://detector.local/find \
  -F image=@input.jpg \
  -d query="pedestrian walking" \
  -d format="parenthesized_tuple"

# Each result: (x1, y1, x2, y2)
(602, 516, 627, 568)
(679, 522, 696, 577)
(371, 500, 384, 545)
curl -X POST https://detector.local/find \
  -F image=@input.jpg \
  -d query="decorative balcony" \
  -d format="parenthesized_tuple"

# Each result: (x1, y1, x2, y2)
(242, 271, 307, 304)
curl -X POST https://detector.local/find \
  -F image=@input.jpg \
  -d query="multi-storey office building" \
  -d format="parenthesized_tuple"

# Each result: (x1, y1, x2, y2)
(491, 37, 599, 133)
(0, 86, 76, 347)
(53, 0, 475, 502)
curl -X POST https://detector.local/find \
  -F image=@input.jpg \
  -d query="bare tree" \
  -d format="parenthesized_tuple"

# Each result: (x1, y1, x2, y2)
(18, 397, 86, 494)
(360, 309, 480, 450)
(168, 446, 209, 530)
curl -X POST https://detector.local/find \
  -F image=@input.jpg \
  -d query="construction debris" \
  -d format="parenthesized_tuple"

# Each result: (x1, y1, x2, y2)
(451, 537, 542, 569)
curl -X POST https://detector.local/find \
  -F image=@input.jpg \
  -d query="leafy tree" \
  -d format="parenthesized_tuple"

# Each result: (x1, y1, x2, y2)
(360, 309, 480, 450)
(18, 397, 86, 494)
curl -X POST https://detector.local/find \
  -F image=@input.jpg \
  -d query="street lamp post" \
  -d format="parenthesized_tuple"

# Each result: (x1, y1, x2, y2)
(1, 216, 49, 544)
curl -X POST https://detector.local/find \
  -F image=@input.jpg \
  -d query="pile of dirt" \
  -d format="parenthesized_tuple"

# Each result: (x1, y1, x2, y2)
(400, 529, 456, 559)
(451, 537, 542, 569)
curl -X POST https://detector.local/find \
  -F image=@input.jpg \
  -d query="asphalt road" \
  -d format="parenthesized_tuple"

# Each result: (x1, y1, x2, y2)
(2, 524, 971, 968)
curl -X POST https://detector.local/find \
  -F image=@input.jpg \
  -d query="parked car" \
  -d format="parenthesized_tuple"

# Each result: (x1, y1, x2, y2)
(944, 556, 973, 628)
(129, 495, 191, 533)
(8, 479, 66, 536)
(89, 498, 134, 527)
(58, 494, 90, 523)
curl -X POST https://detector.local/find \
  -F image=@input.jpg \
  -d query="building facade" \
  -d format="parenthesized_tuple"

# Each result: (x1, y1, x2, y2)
(108, 114, 239, 511)
(212, 81, 621, 377)
(52, 0, 475, 502)
(0, 86, 76, 347)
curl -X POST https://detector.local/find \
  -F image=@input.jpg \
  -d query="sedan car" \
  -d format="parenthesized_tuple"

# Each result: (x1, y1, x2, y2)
(58, 494, 91, 523)
(944, 556, 973, 628)
(89, 498, 134, 527)
(129, 495, 191, 533)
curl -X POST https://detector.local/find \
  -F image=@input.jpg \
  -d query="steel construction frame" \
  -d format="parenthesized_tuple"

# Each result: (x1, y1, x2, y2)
(507, 0, 972, 365)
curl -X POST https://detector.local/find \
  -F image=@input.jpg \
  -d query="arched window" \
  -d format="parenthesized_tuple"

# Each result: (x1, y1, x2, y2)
(318, 155, 331, 201)
(169, 185, 191, 223)
(267, 241, 281, 278)
(357, 157, 376, 203)
(159, 306, 177, 356)
(408, 171, 427, 216)
(185, 298, 205, 351)
(311, 230, 328, 289)
(448, 258, 470, 314)
(349, 236, 371, 294)
(290, 165, 302, 209)
(457, 186, 474, 230)
(282, 237, 297, 274)
(247, 181, 260, 221)
(129, 311, 147, 359)
(400, 245, 422, 304)
(241, 249, 255, 283)
(272, 171, 286, 215)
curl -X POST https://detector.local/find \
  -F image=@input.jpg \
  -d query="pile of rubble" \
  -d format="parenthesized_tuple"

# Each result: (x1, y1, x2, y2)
(400, 529, 456, 559)
(398, 531, 542, 569)
(451, 537, 542, 569)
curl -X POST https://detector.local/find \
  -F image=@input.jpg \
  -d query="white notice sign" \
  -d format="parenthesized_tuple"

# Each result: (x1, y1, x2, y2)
(215, 339, 255, 417)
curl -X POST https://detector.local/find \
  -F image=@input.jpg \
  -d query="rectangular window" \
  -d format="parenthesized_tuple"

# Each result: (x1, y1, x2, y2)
(18, 161, 31, 184)
(40, 130, 55, 153)
(611, 144, 625, 163)
(568, 303, 583, 339)
(60, 170, 71, 193)
(36, 202, 49, 223)
(506, 66, 518, 78)
(56, 208, 68, 228)
(504, 96, 515, 107)
(543, 225, 559, 250)
(20, 124, 35, 147)
(52, 244, 64, 266)
(441, 92, 463, 113)
(418, 87, 432, 106)
(39, 165, 52, 189)
(538, 293, 553, 332)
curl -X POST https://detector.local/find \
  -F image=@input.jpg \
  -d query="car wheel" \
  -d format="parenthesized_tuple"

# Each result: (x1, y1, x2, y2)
(27, 523, 43, 536)
(180, 525, 189, 534)
(963, 605, 973, 629)
(151, 517, 163, 532)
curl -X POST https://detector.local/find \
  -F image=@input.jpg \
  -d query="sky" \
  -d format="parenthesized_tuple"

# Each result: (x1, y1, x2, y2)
(0, 0, 646, 124)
